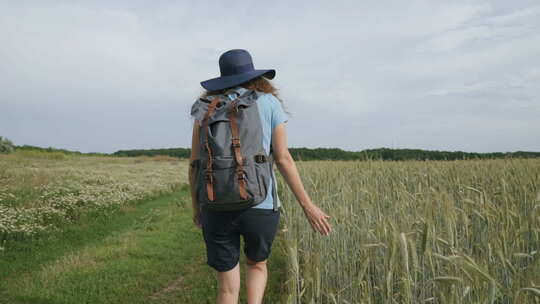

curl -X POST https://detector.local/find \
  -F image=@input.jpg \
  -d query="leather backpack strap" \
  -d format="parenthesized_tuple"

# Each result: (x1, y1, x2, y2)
(202, 96, 221, 201)
(227, 99, 249, 200)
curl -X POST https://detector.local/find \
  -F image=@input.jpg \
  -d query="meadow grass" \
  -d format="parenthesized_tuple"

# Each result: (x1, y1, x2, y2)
(0, 153, 287, 303)
(279, 158, 540, 303)
(0, 152, 186, 241)
(0, 185, 287, 304)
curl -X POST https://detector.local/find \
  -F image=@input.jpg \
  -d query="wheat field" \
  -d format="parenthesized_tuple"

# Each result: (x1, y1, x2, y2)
(279, 158, 540, 303)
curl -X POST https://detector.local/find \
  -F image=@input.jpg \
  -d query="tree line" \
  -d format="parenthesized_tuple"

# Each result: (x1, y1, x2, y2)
(4, 143, 108, 157)
(3, 136, 539, 161)
(113, 147, 540, 161)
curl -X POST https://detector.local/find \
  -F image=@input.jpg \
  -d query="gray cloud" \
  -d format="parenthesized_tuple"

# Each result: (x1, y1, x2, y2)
(1, 0, 539, 153)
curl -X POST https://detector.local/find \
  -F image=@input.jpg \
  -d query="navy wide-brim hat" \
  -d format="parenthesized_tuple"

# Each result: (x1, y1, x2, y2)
(200, 49, 275, 91)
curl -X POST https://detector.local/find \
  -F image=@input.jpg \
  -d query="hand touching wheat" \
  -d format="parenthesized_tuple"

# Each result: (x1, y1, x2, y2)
(302, 204, 332, 235)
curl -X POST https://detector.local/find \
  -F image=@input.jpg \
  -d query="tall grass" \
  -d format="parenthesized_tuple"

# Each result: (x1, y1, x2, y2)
(279, 159, 540, 303)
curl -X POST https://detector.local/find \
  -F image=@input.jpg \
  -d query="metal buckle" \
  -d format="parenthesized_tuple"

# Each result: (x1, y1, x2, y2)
(254, 154, 267, 163)
(204, 172, 214, 183)
(235, 169, 246, 180)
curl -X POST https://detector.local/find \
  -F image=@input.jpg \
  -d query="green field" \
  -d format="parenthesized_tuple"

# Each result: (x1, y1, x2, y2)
(0, 152, 286, 303)
(1, 152, 539, 303)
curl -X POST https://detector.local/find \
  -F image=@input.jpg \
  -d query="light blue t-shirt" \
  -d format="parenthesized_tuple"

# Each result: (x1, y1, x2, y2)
(192, 85, 289, 209)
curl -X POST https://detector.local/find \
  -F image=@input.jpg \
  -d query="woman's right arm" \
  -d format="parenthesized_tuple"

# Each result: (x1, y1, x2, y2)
(271, 123, 332, 236)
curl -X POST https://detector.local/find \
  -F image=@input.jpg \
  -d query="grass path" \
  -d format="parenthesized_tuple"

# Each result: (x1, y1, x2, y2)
(0, 185, 287, 303)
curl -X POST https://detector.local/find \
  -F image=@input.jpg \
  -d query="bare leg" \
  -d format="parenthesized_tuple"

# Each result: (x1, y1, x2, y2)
(245, 257, 268, 304)
(217, 261, 240, 304)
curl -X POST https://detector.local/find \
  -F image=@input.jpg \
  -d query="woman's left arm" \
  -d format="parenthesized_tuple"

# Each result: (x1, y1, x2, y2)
(189, 120, 202, 228)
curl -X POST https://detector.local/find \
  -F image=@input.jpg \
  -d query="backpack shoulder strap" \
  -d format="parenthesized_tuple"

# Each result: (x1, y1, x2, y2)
(202, 96, 221, 202)
(227, 98, 249, 200)
(224, 89, 255, 201)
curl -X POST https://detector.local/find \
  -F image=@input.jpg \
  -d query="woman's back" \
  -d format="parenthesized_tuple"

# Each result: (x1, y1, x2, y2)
(191, 85, 288, 210)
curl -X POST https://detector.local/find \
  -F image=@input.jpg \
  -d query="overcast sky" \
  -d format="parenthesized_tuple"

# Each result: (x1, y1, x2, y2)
(1, 0, 539, 153)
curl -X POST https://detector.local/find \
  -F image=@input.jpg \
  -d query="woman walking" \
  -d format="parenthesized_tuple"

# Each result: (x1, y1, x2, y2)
(189, 49, 332, 304)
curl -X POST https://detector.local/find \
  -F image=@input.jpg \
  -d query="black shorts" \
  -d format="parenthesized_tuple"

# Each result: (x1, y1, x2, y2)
(200, 206, 281, 272)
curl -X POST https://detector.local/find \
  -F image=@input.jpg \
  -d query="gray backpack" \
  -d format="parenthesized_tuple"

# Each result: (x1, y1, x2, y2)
(192, 89, 278, 211)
